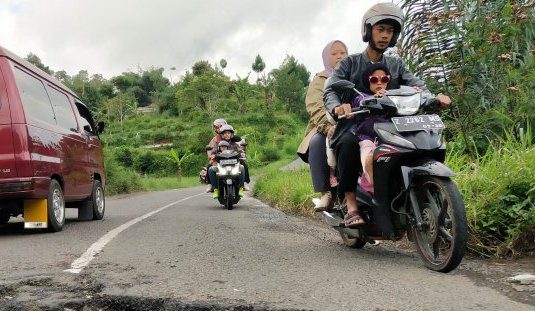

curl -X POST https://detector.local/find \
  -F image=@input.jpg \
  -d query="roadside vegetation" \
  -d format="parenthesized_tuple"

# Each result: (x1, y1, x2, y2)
(26, 0, 533, 257)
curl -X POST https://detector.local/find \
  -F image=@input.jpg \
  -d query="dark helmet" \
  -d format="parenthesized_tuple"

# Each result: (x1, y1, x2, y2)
(218, 140, 231, 151)
(212, 118, 227, 127)
(362, 3, 404, 48)
(218, 124, 234, 134)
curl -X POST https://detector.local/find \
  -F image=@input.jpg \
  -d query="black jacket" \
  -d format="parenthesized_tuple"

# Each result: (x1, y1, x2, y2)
(324, 50, 427, 147)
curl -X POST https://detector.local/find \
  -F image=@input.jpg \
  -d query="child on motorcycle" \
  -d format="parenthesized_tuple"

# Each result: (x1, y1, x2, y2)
(350, 63, 393, 193)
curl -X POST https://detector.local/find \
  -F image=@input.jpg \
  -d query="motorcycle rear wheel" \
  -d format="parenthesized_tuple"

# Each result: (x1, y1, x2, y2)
(337, 199, 367, 249)
(413, 176, 467, 273)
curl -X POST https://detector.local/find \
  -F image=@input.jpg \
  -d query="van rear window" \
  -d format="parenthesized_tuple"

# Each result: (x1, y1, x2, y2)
(13, 67, 56, 125)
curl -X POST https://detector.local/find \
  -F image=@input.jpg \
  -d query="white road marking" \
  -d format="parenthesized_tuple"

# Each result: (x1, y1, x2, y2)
(64, 193, 204, 274)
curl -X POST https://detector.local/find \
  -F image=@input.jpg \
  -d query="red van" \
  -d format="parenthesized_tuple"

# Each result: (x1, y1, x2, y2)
(0, 46, 106, 232)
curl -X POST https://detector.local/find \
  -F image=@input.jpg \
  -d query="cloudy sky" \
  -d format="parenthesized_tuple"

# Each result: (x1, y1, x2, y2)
(0, 0, 386, 81)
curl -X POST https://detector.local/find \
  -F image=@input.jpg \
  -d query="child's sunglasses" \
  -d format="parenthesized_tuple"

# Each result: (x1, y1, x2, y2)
(368, 75, 391, 84)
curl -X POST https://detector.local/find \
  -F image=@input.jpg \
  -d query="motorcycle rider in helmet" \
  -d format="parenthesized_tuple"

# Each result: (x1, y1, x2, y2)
(323, 3, 452, 228)
(206, 125, 246, 198)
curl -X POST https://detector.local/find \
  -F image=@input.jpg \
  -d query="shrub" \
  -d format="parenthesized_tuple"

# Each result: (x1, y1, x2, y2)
(259, 146, 280, 163)
(448, 133, 534, 257)
(105, 159, 143, 195)
(113, 146, 136, 167)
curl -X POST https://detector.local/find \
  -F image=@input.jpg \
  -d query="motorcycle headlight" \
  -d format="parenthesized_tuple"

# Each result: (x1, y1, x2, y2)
(231, 165, 241, 176)
(389, 94, 421, 116)
(376, 128, 416, 149)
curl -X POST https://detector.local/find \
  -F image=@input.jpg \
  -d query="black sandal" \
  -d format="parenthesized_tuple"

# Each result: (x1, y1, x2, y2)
(344, 211, 366, 228)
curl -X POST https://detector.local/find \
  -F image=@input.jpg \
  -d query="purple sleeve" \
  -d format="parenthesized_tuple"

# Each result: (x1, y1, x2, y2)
(351, 93, 372, 108)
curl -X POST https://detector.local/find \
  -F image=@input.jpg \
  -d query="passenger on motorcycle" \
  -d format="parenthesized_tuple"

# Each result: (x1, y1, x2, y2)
(206, 118, 228, 165)
(206, 125, 246, 198)
(323, 2, 452, 228)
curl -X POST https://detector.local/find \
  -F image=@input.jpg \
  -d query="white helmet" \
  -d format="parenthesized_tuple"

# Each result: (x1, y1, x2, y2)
(212, 118, 227, 127)
(362, 3, 404, 48)
(218, 124, 234, 134)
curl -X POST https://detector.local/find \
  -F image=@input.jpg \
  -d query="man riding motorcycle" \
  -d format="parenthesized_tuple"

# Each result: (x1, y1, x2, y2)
(323, 3, 452, 227)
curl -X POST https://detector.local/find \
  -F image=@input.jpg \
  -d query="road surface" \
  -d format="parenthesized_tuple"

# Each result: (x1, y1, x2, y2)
(0, 186, 533, 310)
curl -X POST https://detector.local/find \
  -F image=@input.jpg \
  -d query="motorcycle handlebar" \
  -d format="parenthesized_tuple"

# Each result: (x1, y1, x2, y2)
(338, 109, 370, 119)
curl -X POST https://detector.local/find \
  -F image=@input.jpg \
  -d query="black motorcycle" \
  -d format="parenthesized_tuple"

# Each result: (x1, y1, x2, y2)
(323, 80, 467, 272)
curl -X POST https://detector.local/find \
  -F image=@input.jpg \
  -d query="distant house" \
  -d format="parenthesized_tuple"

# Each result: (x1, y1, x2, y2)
(136, 104, 155, 114)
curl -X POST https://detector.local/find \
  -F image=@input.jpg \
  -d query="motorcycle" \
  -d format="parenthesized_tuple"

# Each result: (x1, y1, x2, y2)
(214, 149, 243, 210)
(322, 80, 467, 272)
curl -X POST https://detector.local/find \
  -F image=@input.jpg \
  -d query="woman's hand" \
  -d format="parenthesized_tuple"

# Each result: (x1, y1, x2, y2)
(436, 93, 452, 108)
(327, 125, 336, 139)
(334, 103, 353, 119)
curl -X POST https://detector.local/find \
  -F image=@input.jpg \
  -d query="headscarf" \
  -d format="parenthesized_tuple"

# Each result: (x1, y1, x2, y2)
(322, 40, 348, 77)
(360, 63, 391, 94)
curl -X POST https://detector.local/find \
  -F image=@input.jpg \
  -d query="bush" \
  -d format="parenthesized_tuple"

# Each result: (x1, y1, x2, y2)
(113, 146, 136, 167)
(447, 132, 534, 257)
(105, 159, 143, 195)
(259, 146, 280, 163)
(133, 150, 174, 176)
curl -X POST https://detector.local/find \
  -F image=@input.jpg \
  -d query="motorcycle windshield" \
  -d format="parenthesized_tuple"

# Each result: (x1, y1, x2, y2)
(384, 86, 421, 116)
(388, 93, 421, 116)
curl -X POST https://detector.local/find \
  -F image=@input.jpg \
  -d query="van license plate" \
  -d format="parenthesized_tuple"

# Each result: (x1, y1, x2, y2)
(391, 114, 445, 132)
(220, 159, 238, 165)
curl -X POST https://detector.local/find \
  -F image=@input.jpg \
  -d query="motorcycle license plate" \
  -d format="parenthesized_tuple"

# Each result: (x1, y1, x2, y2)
(220, 159, 238, 165)
(391, 114, 445, 132)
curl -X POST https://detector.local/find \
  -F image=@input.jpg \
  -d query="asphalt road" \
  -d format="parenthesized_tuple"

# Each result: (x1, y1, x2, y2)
(0, 186, 533, 310)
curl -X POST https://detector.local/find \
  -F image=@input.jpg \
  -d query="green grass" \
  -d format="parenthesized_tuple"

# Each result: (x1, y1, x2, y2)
(139, 176, 199, 191)
(253, 165, 315, 216)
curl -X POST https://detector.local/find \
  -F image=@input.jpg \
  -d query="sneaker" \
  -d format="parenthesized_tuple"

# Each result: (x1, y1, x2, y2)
(213, 189, 219, 199)
(314, 192, 332, 212)
(239, 188, 245, 197)
(243, 184, 251, 191)
(205, 185, 213, 193)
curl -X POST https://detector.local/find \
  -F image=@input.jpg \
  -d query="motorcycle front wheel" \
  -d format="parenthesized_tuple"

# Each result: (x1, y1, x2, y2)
(412, 176, 467, 273)
(225, 184, 233, 210)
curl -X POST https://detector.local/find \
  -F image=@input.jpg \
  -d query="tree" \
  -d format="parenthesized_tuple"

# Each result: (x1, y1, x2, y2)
(25, 53, 53, 74)
(103, 92, 138, 129)
(232, 74, 253, 111)
(252, 54, 266, 81)
(166, 150, 194, 180)
(175, 65, 231, 117)
(219, 59, 227, 69)
(192, 60, 212, 76)
(270, 55, 310, 116)
(399, 0, 535, 154)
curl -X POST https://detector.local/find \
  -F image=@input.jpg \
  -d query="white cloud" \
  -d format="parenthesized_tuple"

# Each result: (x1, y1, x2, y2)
(0, 0, 384, 80)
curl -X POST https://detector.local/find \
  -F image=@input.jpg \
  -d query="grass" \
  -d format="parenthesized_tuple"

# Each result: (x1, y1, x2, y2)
(253, 165, 315, 217)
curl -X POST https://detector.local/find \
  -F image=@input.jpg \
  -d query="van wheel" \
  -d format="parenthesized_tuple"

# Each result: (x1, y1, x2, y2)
(47, 180, 65, 232)
(79, 180, 105, 220)
(91, 180, 105, 220)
